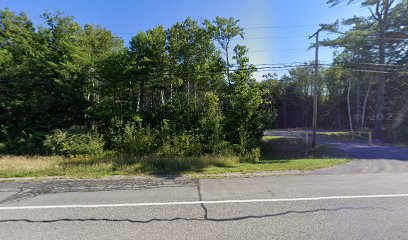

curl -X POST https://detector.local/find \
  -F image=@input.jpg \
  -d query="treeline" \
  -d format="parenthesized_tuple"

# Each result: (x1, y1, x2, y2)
(1, 0, 407, 157)
(0, 9, 271, 157)
(262, 0, 408, 142)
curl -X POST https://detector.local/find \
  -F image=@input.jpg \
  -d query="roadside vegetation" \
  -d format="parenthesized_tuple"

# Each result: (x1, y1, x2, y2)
(2, 1, 405, 178)
(0, 136, 349, 178)
(0, 11, 269, 174)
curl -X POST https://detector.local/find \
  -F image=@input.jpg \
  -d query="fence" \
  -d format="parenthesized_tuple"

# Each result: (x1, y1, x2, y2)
(350, 131, 372, 145)
(287, 129, 310, 145)
(287, 129, 372, 145)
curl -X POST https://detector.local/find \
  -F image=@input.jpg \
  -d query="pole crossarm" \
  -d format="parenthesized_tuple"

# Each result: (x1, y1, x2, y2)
(309, 25, 326, 40)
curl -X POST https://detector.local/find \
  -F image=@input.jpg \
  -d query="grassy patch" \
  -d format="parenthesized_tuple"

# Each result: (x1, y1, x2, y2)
(317, 131, 350, 140)
(0, 135, 350, 178)
(198, 158, 349, 175)
(0, 154, 241, 178)
(262, 135, 284, 141)
(0, 154, 348, 178)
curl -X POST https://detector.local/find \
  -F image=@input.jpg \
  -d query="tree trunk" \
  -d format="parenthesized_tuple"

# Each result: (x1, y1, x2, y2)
(374, 28, 386, 139)
(226, 43, 230, 84)
(170, 82, 173, 101)
(186, 80, 190, 103)
(337, 107, 342, 129)
(161, 90, 165, 106)
(347, 78, 354, 133)
(355, 77, 361, 128)
(194, 82, 197, 107)
(373, 0, 393, 139)
(136, 90, 140, 112)
(139, 79, 145, 112)
(360, 81, 372, 131)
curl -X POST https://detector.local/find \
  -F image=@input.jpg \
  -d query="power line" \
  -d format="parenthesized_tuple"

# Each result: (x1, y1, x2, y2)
(248, 48, 306, 53)
(119, 62, 408, 78)
(251, 62, 407, 67)
(115, 32, 311, 39)
(243, 24, 319, 30)
(219, 36, 310, 40)
(113, 24, 322, 35)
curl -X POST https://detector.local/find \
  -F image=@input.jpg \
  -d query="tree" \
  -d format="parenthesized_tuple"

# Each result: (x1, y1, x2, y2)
(224, 45, 264, 150)
(129, 26, 167, 113)
(326, 0, 403, 139)
(0, 9, 266, 155)
(205, 17, 244, 83)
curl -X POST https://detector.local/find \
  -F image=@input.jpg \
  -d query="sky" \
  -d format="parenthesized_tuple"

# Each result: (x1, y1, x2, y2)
(0, 0, 370, 79)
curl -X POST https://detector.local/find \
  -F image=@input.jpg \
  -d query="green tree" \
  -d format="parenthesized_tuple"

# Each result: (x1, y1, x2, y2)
(326, 0, 405, 138)
(224, 45, 264, 150)
(205, 17, 244, 83)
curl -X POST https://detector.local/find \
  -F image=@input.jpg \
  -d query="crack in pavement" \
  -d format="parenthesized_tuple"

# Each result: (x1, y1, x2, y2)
(0, 206, 391, 224)
(196, 179, 208, 220)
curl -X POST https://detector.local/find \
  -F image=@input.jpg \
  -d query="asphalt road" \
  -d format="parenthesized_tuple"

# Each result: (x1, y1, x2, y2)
(1, 130, 407, 239)
(1, 173, 408, 240)
(265, 129, 408, 174)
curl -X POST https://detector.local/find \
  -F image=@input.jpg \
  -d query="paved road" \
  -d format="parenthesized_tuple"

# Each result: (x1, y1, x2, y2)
(1, 174, 408, 240)
(265, 129, 408, 174)
(1, 130, 407, 239)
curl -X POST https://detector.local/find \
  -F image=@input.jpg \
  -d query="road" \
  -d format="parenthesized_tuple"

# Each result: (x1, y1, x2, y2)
(1, 131, 408, 240)
(1, 173, 408, 240)
(265, 129, 408, 174)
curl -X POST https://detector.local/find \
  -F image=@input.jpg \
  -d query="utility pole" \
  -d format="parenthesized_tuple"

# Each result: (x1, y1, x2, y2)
(309, 25, 325, 148)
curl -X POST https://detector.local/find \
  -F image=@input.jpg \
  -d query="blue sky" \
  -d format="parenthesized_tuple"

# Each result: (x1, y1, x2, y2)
(1, 0, 369, 79)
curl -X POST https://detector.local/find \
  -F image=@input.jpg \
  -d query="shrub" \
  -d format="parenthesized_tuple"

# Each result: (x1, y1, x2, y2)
(114, 123, 159, 156)
(391, 125, 408, 143)
(157, 132, 202, 157)
(44, 129, 105, 157)
(199, 92, 222, 152)
(240, 147, 261, 163)
(0, 142, 6, 153)
(138, 155, 239, 174)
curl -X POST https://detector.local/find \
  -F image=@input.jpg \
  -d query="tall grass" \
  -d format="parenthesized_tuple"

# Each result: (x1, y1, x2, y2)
(0, 135, 350, 178)
(0, 154, 241, 178)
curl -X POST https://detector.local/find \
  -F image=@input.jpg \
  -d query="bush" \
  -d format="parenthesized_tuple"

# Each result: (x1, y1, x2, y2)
(114, 123, 160, 157)
(44, 129, 105, 157)
(392, 125, 408, 143)
(157, 132, 202, 157)
(0, 142, 6, 153)
(138, 155, 240, 174)
(240, 147, 261, 163)
(199, 92, 222, 152)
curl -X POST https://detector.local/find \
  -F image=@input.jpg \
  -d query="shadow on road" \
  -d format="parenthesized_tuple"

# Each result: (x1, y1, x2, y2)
(322, 141, 408, 161)
(265, 129, 408, 161)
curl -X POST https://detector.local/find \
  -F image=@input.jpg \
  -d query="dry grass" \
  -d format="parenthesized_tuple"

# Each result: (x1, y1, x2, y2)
(0, 155, 61, 172)
(0, 154, 242, 178)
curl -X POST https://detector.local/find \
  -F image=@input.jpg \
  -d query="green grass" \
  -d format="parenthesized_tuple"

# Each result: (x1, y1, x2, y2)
(194, 159, 349, 175)
(0, 136, 350, 178)
(0, 155, 241, 178)
(317, 131, 350, 140)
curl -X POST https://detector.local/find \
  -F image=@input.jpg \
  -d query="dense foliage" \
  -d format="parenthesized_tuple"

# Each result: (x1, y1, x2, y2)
(0, 9, 268, 159)
(1, 0, 406, 159)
